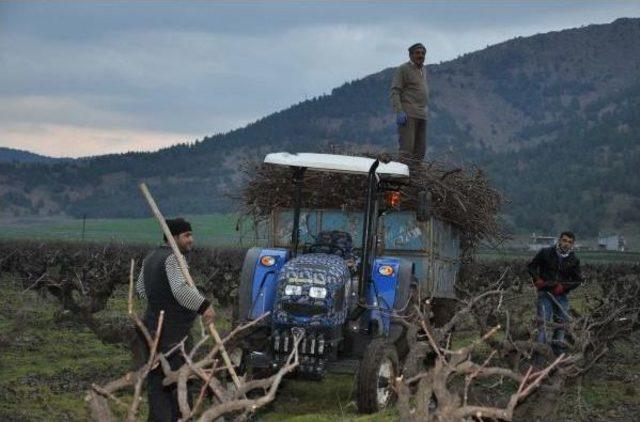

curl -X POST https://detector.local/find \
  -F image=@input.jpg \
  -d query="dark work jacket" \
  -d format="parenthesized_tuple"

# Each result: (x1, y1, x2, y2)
(142, 246, 198, 351)
(527, 246, 583, 293)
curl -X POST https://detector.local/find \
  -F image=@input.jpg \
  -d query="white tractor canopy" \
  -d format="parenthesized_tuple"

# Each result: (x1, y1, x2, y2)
(264, 152, 409, 178)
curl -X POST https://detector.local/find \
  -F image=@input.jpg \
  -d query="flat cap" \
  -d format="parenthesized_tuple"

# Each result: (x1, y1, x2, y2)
(166, 218, 192, 236)
(408, 43, 426, 53)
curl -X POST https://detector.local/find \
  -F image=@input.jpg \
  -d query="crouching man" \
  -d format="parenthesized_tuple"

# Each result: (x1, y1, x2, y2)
(527, 231, 583, 356)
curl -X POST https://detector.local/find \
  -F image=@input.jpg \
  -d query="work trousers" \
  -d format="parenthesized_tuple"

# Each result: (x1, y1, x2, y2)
(536, 292, 569, 356)
(138, 317, 195, 422)
(398, 116, 427, 161)
(146, 350, 188, 422)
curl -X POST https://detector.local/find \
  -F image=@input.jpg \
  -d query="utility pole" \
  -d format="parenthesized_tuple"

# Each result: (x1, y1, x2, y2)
(81, 213, 87, 242)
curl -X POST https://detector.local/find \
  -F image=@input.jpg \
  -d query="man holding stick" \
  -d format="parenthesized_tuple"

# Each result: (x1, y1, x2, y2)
(527, 231, 583, 358)
(136, 217, 214, 421)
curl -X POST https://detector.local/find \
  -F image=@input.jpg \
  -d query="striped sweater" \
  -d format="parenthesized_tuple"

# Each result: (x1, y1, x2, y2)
(136, 253, 208, 313)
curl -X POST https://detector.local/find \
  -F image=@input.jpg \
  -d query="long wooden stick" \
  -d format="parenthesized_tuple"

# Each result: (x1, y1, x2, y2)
(139, 183, 196, 287)
(139, 182, 243, 391)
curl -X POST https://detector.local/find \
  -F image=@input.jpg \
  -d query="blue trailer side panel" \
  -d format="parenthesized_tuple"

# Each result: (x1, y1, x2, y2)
(380, 212, 459, 299)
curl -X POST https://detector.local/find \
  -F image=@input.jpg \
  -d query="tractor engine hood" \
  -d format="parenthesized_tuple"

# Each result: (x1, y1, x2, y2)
(273, 253, 351, 327)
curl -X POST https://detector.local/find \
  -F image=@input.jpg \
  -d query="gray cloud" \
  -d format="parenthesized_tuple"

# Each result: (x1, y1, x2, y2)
(1, 1, 639, 157)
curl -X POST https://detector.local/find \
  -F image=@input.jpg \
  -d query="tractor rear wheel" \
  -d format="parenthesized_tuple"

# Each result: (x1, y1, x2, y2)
(356, 338, 399, 414)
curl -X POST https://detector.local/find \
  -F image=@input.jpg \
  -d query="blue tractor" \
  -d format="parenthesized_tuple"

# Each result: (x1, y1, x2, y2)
(234, 152, 460, 413)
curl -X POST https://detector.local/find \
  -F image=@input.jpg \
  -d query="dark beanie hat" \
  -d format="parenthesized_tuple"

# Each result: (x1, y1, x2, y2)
(166, 218, 192, 236)
(408, 43, 426, 53)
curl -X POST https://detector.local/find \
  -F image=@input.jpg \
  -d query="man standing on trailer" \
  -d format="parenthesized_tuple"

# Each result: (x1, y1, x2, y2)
(527, 231, 583, 358)
(136, 217, 215, 421)
(390, 42, 429, 161)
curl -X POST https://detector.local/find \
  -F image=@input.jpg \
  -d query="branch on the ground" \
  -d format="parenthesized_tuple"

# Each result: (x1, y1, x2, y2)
(86, 260, 296, 421)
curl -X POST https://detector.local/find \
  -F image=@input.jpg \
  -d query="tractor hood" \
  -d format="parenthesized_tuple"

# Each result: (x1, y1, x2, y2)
(273, 253, 351, 327)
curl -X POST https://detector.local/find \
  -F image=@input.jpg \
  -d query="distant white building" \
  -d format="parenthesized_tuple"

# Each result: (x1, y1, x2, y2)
(598, 234, 625, 252)
(528, 233, 556, 251)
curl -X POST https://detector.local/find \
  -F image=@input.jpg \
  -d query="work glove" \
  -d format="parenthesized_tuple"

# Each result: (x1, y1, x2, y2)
(533, 277, 545, 289)
(396, 111, 408, 126)
(553, 283, 566, 296)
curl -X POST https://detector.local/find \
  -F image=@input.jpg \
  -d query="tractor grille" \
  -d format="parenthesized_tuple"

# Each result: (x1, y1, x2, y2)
(273, 329, 328, 377)
(282, 302, 326, 316)
(273, 330, 326, 355)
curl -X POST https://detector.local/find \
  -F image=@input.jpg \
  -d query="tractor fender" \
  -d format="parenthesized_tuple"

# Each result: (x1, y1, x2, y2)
(388, 259, 415, 343)
(393, 259, 415, 312)
(368, 258, 414, 342)
(237, 247, 263, 324)
(236, 247, 288, 323)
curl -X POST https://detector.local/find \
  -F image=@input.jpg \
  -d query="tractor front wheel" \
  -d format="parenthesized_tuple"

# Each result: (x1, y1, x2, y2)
(356, 338, 400, 414)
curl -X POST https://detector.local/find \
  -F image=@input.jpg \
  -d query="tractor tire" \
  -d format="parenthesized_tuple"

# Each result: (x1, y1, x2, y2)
(357, 338, 400, 414)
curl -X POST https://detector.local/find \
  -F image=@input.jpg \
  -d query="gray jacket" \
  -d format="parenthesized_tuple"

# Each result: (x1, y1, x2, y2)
(390, 61, 429, 119)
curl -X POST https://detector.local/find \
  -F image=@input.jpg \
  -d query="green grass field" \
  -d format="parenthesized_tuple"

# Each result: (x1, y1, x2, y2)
(0, 276, 132, 421)
(0, 214, 265, 247)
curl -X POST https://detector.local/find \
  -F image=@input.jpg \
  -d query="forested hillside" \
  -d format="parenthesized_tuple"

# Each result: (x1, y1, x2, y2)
(1, 18, 639, 235)
(0, 147, 70, 164)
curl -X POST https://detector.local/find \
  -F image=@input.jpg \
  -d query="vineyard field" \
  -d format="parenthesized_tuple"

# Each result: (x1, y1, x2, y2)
(0, 240, 639, 420)
(1, 276, 638, 421)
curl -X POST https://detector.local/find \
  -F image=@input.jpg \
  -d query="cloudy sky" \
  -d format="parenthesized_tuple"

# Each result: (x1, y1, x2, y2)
(1, 1, 639, 158)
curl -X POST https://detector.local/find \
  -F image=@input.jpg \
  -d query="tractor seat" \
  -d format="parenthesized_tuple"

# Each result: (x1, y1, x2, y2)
(308, 230, 354, 259)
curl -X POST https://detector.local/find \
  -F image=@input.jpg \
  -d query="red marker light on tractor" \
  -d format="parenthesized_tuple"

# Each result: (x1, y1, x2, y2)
(260, 256, 276, 266)
(378, 265, 394, 276)
(385, 191, 401, 208)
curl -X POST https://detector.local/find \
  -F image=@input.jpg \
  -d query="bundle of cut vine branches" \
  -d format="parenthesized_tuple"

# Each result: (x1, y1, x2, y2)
(234, 149, 505, 251)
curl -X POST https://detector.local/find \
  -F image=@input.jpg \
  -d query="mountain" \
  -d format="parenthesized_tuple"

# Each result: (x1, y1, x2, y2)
(0, 147, 72, 164)
(1, 18, 639, 236)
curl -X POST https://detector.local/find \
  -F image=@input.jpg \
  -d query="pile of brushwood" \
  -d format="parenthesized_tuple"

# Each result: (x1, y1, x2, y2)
(0, 240, 309, 421)
(395, 261, 640, 421)
(235, 148, 505, 254)
(84, 260, 305, 422)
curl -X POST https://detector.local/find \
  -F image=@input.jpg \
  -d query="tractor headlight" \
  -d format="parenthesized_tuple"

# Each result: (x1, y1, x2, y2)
(308, 286, 327, 299)
(378, 265, 394, 276)
(284, 284, 303, 296)
(260, 255, 276, 266)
